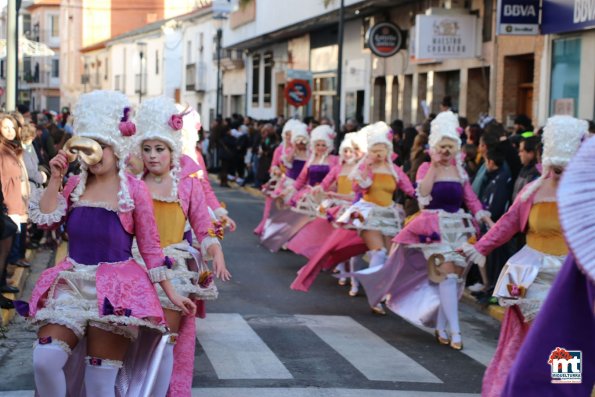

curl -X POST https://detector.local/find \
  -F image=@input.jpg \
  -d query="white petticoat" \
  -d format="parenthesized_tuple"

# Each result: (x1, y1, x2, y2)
(33, 260, 164, 340)
(412, 210, 476, 268)
(493, 245, 566, 322)
(336, 199, 405, 236)
(134, 241, 218, 311)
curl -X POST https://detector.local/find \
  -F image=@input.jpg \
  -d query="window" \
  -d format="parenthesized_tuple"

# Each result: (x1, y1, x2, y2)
(550, 37, 581, 117)
(104, 58, 108, 80)
(252, 54, 260, 104)
(155, 50, 159, 75)
(199, 33, 204, 53)
(263, 51, 273, 105)
(482, 0, 493, 42)
(50, 15, 59, 38)
(187, 40, 192, 62)
(0, 60, 4, 79)
(52, 59, 59, 78)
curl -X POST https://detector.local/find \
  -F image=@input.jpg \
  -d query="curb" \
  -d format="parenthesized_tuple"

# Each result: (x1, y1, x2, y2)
(461, 290, 505, 322)
(209, 173, 505, 323)
(1, 249, 35, 327)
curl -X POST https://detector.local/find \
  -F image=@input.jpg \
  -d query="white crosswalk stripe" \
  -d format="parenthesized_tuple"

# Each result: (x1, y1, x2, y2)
(0, 389, 480, 397)
(297, 315, 442, 383)
(196, 313, 293, 380)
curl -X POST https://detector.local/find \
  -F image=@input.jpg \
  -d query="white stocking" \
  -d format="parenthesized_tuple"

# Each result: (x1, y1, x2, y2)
(349, 257, 359, 289)
(151, 338, 176, 397)
(84, 357, 122, 397)
(33, 341, 70, 397)
(439, 274, 461, 343)
(369, 248, 387, 269)
(436, 305, 448, 339)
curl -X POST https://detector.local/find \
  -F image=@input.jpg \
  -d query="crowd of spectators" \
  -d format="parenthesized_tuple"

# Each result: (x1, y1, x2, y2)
(0, 105, 73, 309)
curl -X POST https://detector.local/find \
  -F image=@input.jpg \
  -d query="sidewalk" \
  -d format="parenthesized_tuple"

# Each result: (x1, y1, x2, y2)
(1, 246, 58, 329)
(212, 173, 506, 323)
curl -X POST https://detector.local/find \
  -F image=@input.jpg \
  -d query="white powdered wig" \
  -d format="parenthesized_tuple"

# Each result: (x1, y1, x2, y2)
(428, 110, 467, 181)
(340, 132, 357, 164)
(135, 96, 185, 199)
(366, 122, 393, 152)
(521, 115, 588, 201)
(352, 125, 371, 154)
(429, 111, 461, 150)
(307, 124, 335, 165)
(71, 90, 134, 211)
(177, 103, 201, 164)
(290, 122, 310, 145)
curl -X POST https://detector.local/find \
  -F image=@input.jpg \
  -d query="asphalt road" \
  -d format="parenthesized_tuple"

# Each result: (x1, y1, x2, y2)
(0, 182, 500, 397)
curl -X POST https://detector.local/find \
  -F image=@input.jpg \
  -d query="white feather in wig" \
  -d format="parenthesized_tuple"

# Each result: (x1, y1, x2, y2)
(176, 103, 202, 164)
(520, 115, 588, 201)
(71, 90, 135, 211)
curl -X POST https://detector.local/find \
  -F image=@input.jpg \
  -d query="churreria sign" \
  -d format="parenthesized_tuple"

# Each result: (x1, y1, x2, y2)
(414, 14, 477, 59)
(366, 22, 404, 58)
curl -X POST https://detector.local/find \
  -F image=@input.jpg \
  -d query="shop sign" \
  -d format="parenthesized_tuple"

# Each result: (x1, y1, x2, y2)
(414, 15, 478, 59)
(542, 0, 595, 34)
(366, 22, 404, 57)
(496, 0, 540, 35)
(284, 79, 312, 107)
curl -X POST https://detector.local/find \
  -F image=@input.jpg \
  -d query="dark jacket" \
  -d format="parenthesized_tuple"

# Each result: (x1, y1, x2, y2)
(480, 166, 512, 221)
(512, 163, 540, 201)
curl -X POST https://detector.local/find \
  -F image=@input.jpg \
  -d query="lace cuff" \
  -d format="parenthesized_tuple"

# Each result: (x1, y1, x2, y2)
(461, 242, 486, 268)
(474, 209, 491, 223)
(415, 185, 432, 208)
(214, 207, 228, 218)
(353, 174, 372, 189)
(200, 236, 221, 261)
(28, 189, 67, 227)
(148, 257, 175, 283)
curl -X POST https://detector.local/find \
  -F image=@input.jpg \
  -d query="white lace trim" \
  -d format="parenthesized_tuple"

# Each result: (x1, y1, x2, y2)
(152, 193, 179, 203)
(33, 339, 72, 355)
(200, 236, 221, 261)
(85, 356, 124, 368)
(72, 200, 119, 212)
(354, 174, 372, 189)
(415, 184, 432, 208)
(474, 209, 491, 223)
(29, 188, 67, 226)
(148, 266, 171, 283)
(461, 242, 486, 268)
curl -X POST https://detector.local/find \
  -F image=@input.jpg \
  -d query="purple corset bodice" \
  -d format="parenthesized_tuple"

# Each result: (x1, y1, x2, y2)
(287, 159, 306, 180)
(67, 206, 133, 265)
(426, 181, 464, 213)
(308, 164, 330, 186)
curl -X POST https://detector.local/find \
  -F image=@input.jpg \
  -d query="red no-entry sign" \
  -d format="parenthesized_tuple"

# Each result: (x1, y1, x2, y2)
(284, 79, 312, 107)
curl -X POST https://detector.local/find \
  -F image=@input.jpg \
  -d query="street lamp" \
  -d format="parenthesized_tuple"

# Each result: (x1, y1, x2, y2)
(137, 41, 147, 104)
(213, 13, 228, 118)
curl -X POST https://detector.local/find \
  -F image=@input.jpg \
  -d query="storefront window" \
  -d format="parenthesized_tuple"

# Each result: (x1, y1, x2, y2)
(550, 37, 581, 117)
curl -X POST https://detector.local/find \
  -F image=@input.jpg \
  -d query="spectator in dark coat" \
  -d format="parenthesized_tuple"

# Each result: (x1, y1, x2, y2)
(512, 136, 541, 201)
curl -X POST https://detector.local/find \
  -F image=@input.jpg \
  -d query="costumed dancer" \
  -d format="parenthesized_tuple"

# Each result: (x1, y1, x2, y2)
(502, 123, 594, 396)
(259, 123, 311, 251)
(336, 122, 415, 312)
(254, 119, 301, 236)
(351, 111, 492, 345)
(19, 91, 195, 397)
(284, 125, 339, 256)
(178, 104, 236, 231)
(134, 97, 231, 396)
(290, 128, 371, 292)
(459, 116, 587, 396)
(287, 132, 357, 260)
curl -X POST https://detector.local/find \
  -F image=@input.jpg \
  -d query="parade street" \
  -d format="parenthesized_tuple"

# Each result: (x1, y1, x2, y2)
(0, 183, 500, 397)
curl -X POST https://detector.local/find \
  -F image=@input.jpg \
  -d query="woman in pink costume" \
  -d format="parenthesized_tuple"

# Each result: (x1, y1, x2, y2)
(337, 122, 415, 313)
(287, 132, 357, 260)
(134, 97, 231, 396)
(254, 119, 303, 236)
(178, 104, 236, 231)
(290, 129, 371, 293)
(20, 91, 195, 397)
(459, 116, 587, 397)
(351, 111, 492, 345)
(259, 123, 311, 251)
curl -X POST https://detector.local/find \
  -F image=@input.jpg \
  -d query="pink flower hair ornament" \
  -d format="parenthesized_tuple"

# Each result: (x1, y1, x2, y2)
(119, 107, 136, 137)
(168, 106, 192, 131)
